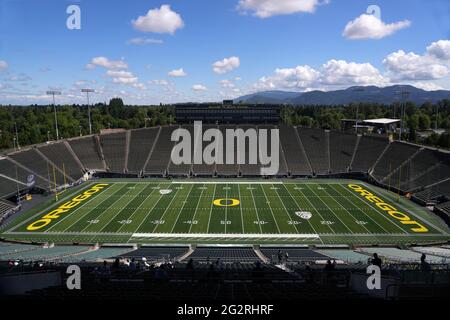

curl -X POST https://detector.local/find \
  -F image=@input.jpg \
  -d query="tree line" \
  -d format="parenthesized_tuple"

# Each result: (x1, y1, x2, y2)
(1, 98, 449, 151)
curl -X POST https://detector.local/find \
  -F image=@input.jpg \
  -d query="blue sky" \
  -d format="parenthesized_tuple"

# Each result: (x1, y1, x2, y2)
(0, 0, 449, 105)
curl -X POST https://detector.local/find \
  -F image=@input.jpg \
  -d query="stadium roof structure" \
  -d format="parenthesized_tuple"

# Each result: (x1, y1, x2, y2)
(363, 118, 401, 125)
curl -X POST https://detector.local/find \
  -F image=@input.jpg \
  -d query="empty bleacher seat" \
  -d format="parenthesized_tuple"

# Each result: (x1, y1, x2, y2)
(127, 128, 159, 174)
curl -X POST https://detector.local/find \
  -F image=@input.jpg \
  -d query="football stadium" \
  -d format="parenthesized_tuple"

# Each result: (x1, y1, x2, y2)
(1, 0, 450, 305)
(1, 103, 450, 301)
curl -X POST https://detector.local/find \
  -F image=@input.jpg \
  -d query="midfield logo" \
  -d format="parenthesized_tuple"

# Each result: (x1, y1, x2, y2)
(171, 121, 280, 175)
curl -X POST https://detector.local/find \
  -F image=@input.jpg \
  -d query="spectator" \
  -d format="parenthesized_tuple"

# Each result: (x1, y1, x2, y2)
(277, 250, 283, 263)
(284, 252, 289, 262)
(420, 254, 431, 272)
(324, 260, 335, 271)
(371, 253, 382, 268)
(186, 258, 194, 270)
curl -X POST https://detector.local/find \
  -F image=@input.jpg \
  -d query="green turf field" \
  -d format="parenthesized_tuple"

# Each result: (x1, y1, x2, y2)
(1, 179, 449, 245)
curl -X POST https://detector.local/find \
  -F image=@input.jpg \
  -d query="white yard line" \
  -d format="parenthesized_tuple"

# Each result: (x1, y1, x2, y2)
(285, 184, 334, 234)
(46, 183, 120, 232)
(248, 184, 264, 234)
(69, 183, 147, 233)
(330, 184, 389, 234)
(259, 184, 281, 234)
(170, 184, 197, 233)
(116, 183, 162, 233)
(206, 184, 218, 233)
(281, 184, 323, 244)
(188, 184, 208, 234)
(321, 184, 373, 234)
(304, 184, 354, 233)
(341, 183, 408, 234)
(237, 184, 245, 232)
(132, 233, 320, 239)
(132, 183, 171, 234)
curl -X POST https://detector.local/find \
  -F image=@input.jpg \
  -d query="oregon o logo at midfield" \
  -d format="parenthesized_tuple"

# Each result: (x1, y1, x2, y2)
(213, 198, 240, 207)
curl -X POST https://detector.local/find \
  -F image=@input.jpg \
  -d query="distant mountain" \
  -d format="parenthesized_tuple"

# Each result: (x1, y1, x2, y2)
(234, 85, 450, 105)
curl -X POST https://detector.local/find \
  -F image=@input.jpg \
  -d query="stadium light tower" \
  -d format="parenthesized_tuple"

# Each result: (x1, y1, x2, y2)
(352, 87, 365, 134)
(81, 88, 95, 135)
(46, 90, 61, 140)
(399, 89, 410, 142)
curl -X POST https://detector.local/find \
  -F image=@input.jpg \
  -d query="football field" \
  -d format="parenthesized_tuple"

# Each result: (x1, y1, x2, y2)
(2, 179, 449, 245)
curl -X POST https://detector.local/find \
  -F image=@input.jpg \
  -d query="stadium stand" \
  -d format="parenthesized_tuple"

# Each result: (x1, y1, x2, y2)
(316, 249, 370, 264)
(329, 131, 358, 173)
(297, 127, 330, 175)
(100, 132, 127, 173)
(216, 125, 239, 176)
(37, 142, 84, 181)
(260, 247, 329, 262)
(145, 126, 175, 175)
(68, 136, 104, 170)
(412, 246, 450, 258)
(0, 158, 49, 190)
(192, 124, 217, 176)
(60, 247, 135, 263)
(388, 149, 449, 191)
(0, 245, 90, 262)
(8, 148, 66, 186)
(407, 162, 450, 191)
(120, 246, 189, 262)
(372, 142, 421, 182)
(188, 247, 260, 262)
(127, 127, 159, 174)
(351, 135, 389, 172)
(356, 247, 449, 264)
(168, 124, 193, 176)
(279, 125, 311, 176)
(0, 175, 23, 198)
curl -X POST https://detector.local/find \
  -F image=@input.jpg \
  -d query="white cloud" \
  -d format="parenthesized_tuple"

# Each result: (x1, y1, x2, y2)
(427, 40, 450, 61)
(213, 56, 240, 74)
(343, 14, 410, 40)
(126, 38, 163, 45)
(5, 73, 32, 82)
(168, 68, 187, 77)
(86, 57, 128, 70)
(132, 5, 184, 35)
(149, 79, 170, 86)
(412, 82, 444, 91)
(192, 84, 207, 91)
(320, 59, 388, 86)
(254, 60, 388, 90)
(237, 0, 323, 18)
(220, 79, 236, 88)
(383, 50, 449, 81)
(0, 60, 8, 71)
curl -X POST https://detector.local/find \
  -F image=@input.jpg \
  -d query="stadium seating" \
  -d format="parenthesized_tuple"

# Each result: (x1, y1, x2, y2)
(192, 124, 217, 176)
(145, 126, 176, 175)
(372, 142, 421, 182)
(0, 175, 23, 198)
(37, 142, 84, 181)
(389, 149, 449, 191)
(356, 247, 449, 264)
(329, 131, 358, 173)
(216, 125, 239, 176)
(188, 247, 261, 262)
(121, 246, 189, 262)
(0, 158, 49, 190)
(127, 127, 159, 174)
(60, 247, 135, 263)
(412, 246, 450, 258)
(279, 125, 312, 176)
(100, 132, 127, 173)
(315, 249, 370, 263)
(8, 148, 66, 186)
(68, 136, 104, 170)
(351, 135, 389, 172)
(260, 247, 329, 262)
(168, 124, 193, 176)
(0, 245, 90, 262)
(297, 127, 330, 175)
